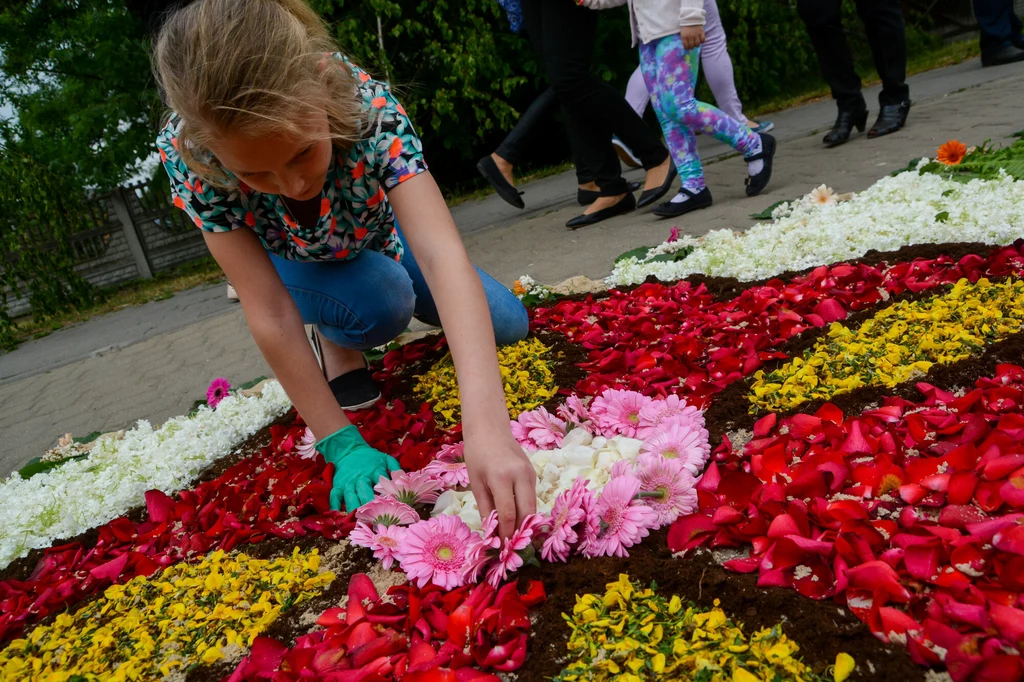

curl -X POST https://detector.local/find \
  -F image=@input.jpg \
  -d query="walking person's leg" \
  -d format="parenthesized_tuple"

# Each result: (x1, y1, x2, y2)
(973, 0, 1024, 65)
(700, 0, 773, 132)
(478, 88, 560, 208)
(640, 35, 776, 216)
(796, 0, 869, 147)
(854, 0, 911, 137)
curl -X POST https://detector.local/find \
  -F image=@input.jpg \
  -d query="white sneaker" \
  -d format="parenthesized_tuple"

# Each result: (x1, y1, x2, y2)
(612, 136, 642, 169)
(226, 283, 239, 301)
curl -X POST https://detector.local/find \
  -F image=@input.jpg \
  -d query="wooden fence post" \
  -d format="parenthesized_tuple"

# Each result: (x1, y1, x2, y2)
(109, 188, 154, 279)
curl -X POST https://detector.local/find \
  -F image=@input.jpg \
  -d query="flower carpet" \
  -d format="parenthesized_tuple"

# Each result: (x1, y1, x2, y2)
(2, 139, 1024, 681)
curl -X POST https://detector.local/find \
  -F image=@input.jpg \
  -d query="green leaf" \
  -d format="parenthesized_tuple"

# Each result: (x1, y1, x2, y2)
(750, 199, 792, 220)
(73, 431, 103, 444)
(934, 211, 950, 222)
(236, 376, 268, 392)
(614, 246, 655, 264)
(18, 454, 89, 480)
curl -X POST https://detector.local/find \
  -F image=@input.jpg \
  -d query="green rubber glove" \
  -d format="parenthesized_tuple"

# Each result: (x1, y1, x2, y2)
(318, 425, 401, 512)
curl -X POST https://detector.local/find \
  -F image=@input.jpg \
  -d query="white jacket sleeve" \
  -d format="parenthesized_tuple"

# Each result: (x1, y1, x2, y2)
(578, 0, 628, 9)
(679, 0, 706, 26)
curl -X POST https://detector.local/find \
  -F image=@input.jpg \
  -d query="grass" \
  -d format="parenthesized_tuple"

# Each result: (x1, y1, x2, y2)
(9, 256, 227, 346)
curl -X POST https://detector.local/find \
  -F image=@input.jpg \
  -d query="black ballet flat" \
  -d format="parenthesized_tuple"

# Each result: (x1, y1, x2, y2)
(566, 192, 636, 229)
(310, 327, 381, 411)
(476, 155, 524, 209)
(868, 101, 911, 139)
(744, 132, 776, 197)
(578, 181, 641, 206)
(636, 163, 678, 209)
(652, 187, 713, 218)
(823, 108, 868, 148)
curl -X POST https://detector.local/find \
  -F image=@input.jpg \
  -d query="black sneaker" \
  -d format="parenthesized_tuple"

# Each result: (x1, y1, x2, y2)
(327, 368, 381, 411)
(310, 327, 381, 410)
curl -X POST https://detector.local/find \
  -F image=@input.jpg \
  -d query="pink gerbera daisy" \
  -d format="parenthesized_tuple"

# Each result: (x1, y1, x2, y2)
(423, 443, 470, 488)
(556, 395, 593, 429)
(374, 470, 442, 506)
(485, 514, 546, 587)
(589, 389, 653, 438)
(350, 522, 406, 570)
(396, 515, 475, 589)
(511, 407, 568, 451)
(639, 417, 711, 475)
(584, 475, 658, 558)
(634, 453, 699, 527)
(636, 395, 704, 440)
(609, 459, 634, 479)
(355, 498, 420, 527)
(296, 427, 318, 459)
(541, 479, 593, 562)
(206, 377, 231, 409)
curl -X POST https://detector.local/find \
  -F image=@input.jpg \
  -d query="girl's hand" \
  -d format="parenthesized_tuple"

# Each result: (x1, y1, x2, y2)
(464, 430, 537, 538)
(680, 25, 706, 49)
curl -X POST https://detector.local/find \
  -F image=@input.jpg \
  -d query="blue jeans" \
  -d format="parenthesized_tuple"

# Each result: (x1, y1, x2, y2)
(270, 229, 529, 351)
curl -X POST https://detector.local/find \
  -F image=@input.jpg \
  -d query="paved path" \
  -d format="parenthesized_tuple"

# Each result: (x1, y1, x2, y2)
(2, 58, 1023, 478)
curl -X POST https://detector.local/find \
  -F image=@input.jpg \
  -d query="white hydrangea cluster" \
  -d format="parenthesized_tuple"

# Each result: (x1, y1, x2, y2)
(608, 169, 1024, 286)
(0, 381, 291, 568)
(431, 428, 642, 531)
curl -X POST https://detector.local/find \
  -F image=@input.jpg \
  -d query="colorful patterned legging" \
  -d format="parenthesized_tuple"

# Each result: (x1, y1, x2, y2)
(639, 34, 759, 193)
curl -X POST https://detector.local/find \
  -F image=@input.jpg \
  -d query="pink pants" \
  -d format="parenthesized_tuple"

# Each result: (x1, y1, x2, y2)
(625, 0, 745, 122)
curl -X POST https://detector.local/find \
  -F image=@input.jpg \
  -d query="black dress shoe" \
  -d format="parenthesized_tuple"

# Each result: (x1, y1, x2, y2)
(566, 192, 636, 229)
(868, 100, 911, 139)
(637, 163, 678, 209)
(476, 155, 524, 209)
(652, 187, 713, 218)
(577, 181, 641, 206)
(744, 132, 776, 198)
(823, 108, 868, 147)
(981, 44, 1024, 67)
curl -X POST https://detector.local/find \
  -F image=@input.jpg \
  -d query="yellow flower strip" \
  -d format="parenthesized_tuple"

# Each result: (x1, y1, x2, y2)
(414, 337, 558, 425)
(749, 277, 1024, 412)
(555, 574, 827, 682)
(0, 547, 333, 681)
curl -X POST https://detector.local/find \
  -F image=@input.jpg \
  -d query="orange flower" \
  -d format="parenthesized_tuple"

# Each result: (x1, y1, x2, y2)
(936, 139, 967, 166)
(512, 280, 527, 296)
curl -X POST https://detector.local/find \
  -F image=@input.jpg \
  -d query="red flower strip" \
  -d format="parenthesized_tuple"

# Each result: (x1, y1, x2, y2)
(228, 573, 546, 681)
(669, 365, 1024, 681)
(531, 244, 1024, 407)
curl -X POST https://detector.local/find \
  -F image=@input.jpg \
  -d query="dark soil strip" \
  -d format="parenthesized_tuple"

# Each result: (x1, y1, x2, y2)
(0, 414, 289, 585)
(516, 529, 923, 682)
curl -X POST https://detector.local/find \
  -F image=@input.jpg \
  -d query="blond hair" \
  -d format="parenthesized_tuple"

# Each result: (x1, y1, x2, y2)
(153, 0, 365, 186)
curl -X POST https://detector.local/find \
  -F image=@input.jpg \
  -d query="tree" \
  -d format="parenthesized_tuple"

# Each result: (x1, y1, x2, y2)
(0, 140, 97, 349)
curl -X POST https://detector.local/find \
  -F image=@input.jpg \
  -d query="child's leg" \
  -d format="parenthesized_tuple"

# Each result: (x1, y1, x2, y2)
(395, 225, 529, 347)
(270, 249, 415, 352)
(655, 35, 759, 156)
(639, 41, 706, 193)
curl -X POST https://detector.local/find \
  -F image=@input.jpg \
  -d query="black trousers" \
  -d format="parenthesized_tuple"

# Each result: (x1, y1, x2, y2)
(796, 0, 910, 111)
(520, 0, 667, 195)
(495, 87, 595, 184)
(973, 0, 1024, 56)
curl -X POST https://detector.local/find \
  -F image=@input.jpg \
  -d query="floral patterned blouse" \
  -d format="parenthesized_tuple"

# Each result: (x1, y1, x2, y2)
(156, 57, 428, 262)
